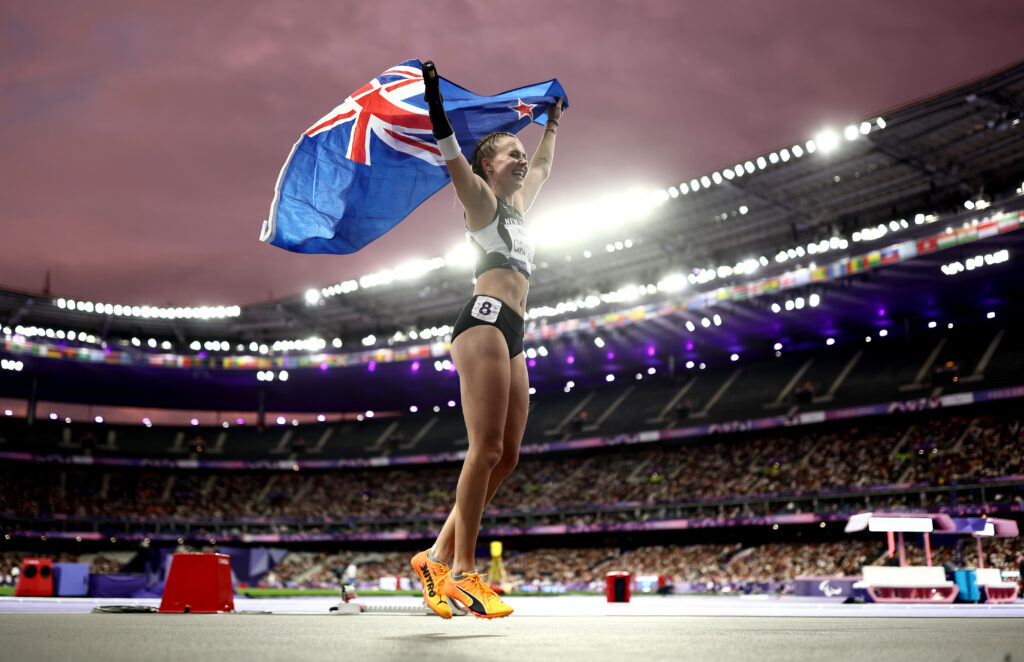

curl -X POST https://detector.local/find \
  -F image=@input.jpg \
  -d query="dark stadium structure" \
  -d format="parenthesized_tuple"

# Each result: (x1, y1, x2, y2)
(1, 60, 1023, 592)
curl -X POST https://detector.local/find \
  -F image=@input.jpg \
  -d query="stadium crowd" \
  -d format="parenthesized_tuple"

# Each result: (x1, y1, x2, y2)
(1, 411, 1020, 528)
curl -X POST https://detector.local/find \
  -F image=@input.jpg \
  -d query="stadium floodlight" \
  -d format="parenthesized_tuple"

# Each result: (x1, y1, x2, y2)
(744, 160, 755, 174)
(647, 367, 656, 375)
(305, 289, 321, 305)
(815, 130, 839, 153)
(879, 329, 888, 337)
(668, 186, 679, 198)
(771, 303, 781, 314)
(768, 152, 779, 164)
(875, 117, 886, 129)
(987, 311, 996, 319)
(844, 125, 859, 141)
(724, 169, 735, 180)
(809, 293, 821, 307)
(712, 171, 723, 185)
(685, 320, 696, 332)
(701, 317, 711, 328)
(701, 176, 711, 188)
(594, 337, 605, 348)
(826, 338, 835, 346)
(739, 205, 749, 215)
(859, 121, 871, 135)
(605, 374, 615, 382)
(279, 371, 289, 381)
(679, 182, 689, 195)
(712, 314, 722, 326)
(733, 164, 744, 178)
(756, 156, 767, 170)
(654, 188, 671, 204)
(94, 416, 104, 424)
(690, 178, 700, 192)
(780, 148, 790, 162)
(730, 353, 739, 362)
(791, 144, 804, 158)
(685, 360, 695, 369)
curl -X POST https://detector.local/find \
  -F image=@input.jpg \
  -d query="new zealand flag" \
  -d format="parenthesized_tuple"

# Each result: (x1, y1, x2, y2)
(260, 59, 568, 254)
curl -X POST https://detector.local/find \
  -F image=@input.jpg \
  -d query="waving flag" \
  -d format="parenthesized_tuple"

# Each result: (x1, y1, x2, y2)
(260, 59, 568, 254)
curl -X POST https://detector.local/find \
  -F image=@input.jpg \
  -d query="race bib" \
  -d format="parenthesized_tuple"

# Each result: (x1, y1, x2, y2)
(471, 296, 501, 323)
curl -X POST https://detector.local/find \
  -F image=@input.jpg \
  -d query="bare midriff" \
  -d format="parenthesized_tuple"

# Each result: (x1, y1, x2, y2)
(474, 268, 528, 317)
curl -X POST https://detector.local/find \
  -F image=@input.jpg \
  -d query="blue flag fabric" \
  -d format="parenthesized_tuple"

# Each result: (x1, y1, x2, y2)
(260, 59, 568, 254)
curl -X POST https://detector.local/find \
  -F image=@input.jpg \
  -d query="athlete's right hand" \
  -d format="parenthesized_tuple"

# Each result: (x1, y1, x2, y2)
(422, 61, 443, 106)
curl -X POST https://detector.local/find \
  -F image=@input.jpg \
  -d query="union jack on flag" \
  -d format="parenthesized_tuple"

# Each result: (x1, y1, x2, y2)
(261, 59, 568, 255)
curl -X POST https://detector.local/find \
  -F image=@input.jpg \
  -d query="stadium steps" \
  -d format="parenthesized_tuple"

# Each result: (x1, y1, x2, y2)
(950, 417, 980, 453)
(270, 429, 293, 454)
(691, 368, 743, 418)
(400, 417, 437, 450)
(168, 431, 187, 453)
(626, 456, 655, 484)
(899, 337, 946, 391)
(961, 328, 1005, 384)
(765, 359, 813, 409)
(207, 431, 227, 454)
(650, 377, 696, 424)
(582, 385, 636, 432)
(545, 390, 595, 436)
(256, 475, 278, 502)
(161, 475, 176, 502)
(307, 427, 334, 454)
(815, 350, 862, 403)
(888, 424, 916, 459)
(98, 429, 118, 452)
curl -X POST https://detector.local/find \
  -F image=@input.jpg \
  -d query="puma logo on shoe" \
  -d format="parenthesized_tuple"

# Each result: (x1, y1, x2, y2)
(454, 585, 487, 614)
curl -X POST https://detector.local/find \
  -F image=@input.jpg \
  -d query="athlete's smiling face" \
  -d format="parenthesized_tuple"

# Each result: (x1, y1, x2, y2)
(484, 136, 529, 191)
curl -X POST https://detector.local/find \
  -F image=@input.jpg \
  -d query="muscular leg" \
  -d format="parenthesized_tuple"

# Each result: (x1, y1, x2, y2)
(432, 353, 529, 563)
(447, 326, 511, 575)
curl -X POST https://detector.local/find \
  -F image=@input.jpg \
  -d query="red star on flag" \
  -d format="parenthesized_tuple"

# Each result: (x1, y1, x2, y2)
(509, 98, 536, 120)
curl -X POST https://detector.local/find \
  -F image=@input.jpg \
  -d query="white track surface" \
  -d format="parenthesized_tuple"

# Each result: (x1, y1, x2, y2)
(2, 593, 1021, 617)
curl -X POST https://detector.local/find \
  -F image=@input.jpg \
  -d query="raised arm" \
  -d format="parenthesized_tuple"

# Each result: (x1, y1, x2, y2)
(517, 98, 562, 213)
(422, 61, 495, 224)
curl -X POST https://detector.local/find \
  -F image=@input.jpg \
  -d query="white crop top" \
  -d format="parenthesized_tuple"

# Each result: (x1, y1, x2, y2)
(466, 199, 535, 279)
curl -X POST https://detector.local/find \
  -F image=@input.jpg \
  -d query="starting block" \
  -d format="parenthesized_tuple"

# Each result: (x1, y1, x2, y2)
(329, 584, 450, 616)
(159, 553, 234, 613)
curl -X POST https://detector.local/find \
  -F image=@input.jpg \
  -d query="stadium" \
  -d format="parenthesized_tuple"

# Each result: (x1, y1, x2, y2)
(2, 7, 1024, 662)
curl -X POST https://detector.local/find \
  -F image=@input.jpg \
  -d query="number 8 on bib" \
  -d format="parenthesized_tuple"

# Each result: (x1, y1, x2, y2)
(471, 296, 501, 323)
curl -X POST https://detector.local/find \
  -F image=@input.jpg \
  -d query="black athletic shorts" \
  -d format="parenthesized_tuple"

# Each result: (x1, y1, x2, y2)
(451, 295, 525, 358)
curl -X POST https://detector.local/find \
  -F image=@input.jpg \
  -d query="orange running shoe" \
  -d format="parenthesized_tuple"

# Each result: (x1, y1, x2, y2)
(411, 549, 452, 619)
(444, 572, 513, 619)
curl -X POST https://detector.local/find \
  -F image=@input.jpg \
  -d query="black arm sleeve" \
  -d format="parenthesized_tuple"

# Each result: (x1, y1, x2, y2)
(422, 61, 454, 141)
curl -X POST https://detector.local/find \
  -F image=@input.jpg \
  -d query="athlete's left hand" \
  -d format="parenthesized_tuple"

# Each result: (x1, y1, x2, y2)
(548, 98, 563, 124)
